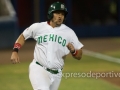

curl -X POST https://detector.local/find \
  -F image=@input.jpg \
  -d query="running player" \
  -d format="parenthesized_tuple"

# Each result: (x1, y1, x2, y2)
(10, 1, 84, 90)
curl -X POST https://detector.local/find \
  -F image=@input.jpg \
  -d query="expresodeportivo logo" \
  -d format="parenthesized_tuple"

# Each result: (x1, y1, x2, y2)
(37, 34, 66, 47)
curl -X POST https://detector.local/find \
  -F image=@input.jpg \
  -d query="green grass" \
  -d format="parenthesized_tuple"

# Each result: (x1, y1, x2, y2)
(0, 54, 120, 90)
(0, 62, 32, 90)
(111, 37, 120, 43)
(103, 50, 120, 58)
(60, 55, 120, 90)
(64, 55, 120, 72)
(59, 78, 120, 90)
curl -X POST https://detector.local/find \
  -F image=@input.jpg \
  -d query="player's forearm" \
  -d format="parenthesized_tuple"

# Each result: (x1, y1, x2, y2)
(12, 34, 25, 52)
(72, 49, 82, 60)
(15, 34, 25, 46)
(11, 34, 25, 63)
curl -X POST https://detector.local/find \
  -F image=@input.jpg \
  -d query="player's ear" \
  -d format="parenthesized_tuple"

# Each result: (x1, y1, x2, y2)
(47, 12, 53, 20)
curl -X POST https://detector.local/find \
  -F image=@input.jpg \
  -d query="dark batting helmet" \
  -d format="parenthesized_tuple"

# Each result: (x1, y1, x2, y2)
(47, 1, 68, 20)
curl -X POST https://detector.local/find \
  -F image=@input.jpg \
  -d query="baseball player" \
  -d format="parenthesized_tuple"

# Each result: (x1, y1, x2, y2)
(10, 1, 83, 90)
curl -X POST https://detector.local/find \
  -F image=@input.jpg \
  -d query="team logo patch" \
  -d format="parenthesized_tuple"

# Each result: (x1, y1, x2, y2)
(61, 4, 65, 9)
(51, 5, 55, 9)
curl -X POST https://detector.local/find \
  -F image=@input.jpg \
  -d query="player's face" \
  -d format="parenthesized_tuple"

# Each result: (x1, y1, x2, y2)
(52, 10, 65, 26)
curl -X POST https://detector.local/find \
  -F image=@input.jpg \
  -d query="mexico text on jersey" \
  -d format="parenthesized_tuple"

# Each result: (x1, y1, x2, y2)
(37, 34, 66, 47)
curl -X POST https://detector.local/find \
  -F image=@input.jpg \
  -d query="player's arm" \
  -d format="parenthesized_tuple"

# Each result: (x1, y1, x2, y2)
(67, 43, 83, 60)
(10, 34, 25, 64)
(72, 48, 82, 60)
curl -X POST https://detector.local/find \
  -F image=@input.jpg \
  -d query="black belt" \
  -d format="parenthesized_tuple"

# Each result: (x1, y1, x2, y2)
(36, 61, 61, 74)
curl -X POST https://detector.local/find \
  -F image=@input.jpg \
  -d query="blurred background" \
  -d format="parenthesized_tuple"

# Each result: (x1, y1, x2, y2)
(0, 0, 120, 48)
(0, 1, 120, 90)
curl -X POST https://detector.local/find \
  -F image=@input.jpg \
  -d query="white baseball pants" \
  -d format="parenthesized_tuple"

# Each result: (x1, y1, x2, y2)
(29, 61, 62, 90)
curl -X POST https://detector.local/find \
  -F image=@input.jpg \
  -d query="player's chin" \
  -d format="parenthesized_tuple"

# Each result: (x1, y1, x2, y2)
(56, 23, 62, 27)
(57, 21, 63, 25)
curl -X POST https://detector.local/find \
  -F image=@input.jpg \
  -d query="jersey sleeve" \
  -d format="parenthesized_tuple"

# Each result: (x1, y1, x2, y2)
(70, 30, 84, 50)
(22, 23, 38, 40)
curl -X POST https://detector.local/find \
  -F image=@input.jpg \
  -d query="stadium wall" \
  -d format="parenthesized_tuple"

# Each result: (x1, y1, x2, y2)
(0, 18, 19, 48)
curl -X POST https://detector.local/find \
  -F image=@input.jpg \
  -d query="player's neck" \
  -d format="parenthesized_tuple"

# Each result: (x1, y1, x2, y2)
(48, 21, 60, 28)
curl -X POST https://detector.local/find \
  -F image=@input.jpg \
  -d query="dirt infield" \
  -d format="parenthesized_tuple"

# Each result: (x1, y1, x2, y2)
(80, 37, 120, 52)
(1, 37, 120, 87)
(101, 72, 120, 87)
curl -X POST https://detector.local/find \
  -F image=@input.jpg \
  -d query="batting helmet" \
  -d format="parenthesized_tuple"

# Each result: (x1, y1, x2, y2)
(47, 1, 68, 20)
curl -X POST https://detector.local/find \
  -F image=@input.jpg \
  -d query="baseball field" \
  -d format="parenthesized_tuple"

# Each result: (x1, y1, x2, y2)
(0, 37, 120, 90)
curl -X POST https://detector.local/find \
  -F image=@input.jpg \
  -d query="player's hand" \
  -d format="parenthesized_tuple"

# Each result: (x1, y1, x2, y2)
(66, 43, 75, 53)
(10, 52, 20, 64)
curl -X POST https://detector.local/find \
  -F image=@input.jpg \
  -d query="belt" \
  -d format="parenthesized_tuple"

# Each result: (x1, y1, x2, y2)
(36, 61, 62, 74)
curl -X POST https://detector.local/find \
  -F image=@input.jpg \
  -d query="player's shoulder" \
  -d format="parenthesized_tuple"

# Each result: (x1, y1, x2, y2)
(61, 24, 75, 33)
(29, 21, 46, 28)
